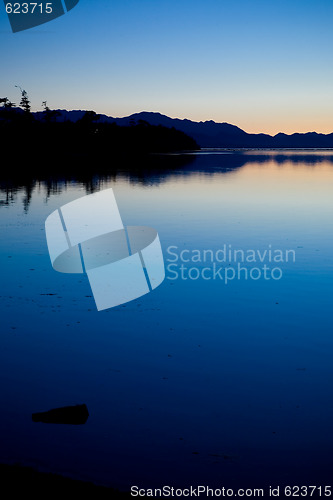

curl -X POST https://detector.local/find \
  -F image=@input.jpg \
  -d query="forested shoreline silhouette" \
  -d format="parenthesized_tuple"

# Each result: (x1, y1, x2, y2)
(0, 105, 199, 162)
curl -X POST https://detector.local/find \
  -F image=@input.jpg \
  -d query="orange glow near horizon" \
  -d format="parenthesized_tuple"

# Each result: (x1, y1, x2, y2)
(160, 113, 333, 136)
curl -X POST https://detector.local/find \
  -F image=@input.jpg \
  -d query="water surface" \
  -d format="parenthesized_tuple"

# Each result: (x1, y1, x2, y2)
(1, 150, 333, 489)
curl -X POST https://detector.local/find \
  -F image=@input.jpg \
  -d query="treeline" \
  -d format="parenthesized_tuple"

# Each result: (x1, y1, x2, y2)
(0, 101, 199, 169)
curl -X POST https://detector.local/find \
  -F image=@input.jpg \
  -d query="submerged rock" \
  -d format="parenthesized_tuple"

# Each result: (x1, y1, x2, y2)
(32, 404, 89, 425)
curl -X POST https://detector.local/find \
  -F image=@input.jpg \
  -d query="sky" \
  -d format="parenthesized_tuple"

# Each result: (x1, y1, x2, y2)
(1, 0, 333, 135)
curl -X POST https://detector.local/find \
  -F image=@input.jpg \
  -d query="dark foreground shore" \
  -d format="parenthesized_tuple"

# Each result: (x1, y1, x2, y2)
(0, 463, 134, 498)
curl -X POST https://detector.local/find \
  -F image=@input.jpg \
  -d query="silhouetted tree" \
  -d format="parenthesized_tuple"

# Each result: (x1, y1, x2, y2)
(0, 97, 15, 108)
(0, 97, 17, 123)
(42, 100, 50, 112)
(42, 100, 61, 123)
(15, 86, 31, 113)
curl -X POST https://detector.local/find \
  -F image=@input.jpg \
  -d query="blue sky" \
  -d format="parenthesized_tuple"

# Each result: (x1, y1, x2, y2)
(1, 0, 333, 134)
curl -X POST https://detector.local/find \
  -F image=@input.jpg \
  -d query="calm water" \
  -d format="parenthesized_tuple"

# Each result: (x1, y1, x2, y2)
(1, 150, 333, 490)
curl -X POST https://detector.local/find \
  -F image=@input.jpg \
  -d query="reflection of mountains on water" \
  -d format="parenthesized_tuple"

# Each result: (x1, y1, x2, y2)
(1, 150, 333, 211)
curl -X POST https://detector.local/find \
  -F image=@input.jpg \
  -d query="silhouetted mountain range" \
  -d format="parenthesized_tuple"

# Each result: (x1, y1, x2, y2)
(32, 110, 333, 148)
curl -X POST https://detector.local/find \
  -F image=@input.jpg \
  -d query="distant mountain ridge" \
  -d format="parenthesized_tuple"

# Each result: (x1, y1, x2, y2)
(33, 109, 333, 148)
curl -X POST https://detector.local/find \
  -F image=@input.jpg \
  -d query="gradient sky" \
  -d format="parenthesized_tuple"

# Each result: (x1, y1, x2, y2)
(1, 0, 333, 135)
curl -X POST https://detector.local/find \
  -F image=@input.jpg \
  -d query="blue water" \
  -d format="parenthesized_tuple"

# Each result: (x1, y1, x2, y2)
(1, 150, 333, 490)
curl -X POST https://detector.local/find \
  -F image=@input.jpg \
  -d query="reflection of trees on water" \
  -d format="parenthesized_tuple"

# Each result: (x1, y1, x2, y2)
(0, 154, 197, 210)
(0, 180, 36, 212)
(1, 151, 333, 211)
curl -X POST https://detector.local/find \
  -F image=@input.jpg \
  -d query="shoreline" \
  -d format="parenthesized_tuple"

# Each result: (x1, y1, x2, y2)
(0, 462, 134, 497)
